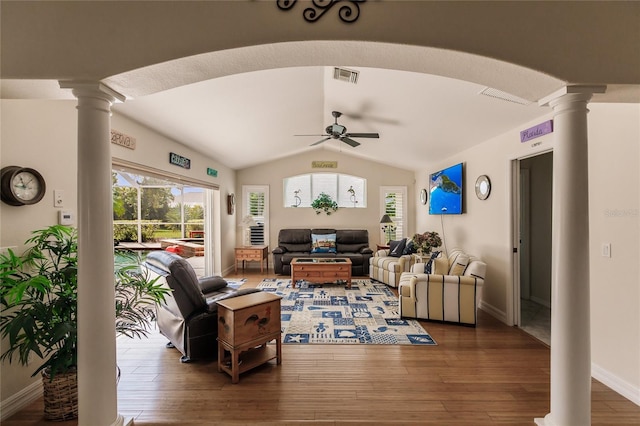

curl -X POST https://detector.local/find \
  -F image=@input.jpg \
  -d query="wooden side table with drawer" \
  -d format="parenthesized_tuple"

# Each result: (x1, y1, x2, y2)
(235, 245, 268, 273)
(217, 291, 282, 384)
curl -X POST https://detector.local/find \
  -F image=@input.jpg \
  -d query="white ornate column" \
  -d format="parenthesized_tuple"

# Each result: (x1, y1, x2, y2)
(59, 81, 129, 426)
(535, 85, 605, 426)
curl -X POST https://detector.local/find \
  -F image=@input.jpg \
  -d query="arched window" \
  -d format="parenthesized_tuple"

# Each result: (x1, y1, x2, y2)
(283, 173, 366, 208)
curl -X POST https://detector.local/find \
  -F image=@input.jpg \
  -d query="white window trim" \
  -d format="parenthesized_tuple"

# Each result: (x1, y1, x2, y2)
(380, 186, 407, 242)
(283, 173, 367, 208)
(242, 185, 269, 246)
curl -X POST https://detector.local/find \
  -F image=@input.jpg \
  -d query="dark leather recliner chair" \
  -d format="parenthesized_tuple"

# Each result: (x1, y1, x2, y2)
(143, 251, 260, 363)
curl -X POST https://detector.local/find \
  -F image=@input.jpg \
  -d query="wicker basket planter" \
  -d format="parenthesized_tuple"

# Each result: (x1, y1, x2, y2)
(42, 368, 78, 421)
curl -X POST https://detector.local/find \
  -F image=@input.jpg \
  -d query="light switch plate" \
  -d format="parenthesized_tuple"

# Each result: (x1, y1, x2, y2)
(54, 190, 64, 208)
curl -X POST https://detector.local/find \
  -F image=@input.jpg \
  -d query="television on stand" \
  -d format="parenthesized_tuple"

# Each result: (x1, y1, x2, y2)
(429, 162, 463, 215)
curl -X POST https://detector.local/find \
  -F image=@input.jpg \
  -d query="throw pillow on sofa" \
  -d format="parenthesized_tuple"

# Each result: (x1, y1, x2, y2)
(433, 256, 449, 274)
(449, 253, 470, 275)
(311, 233, 337, 253)
(423, 251, 442, 274)
(389, 238, 407, 257)
(403, 239, 417, 255)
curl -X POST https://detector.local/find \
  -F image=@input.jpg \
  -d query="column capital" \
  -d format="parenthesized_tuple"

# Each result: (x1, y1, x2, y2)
(538, 85, 606, 107)
(59, 80, 126, 103)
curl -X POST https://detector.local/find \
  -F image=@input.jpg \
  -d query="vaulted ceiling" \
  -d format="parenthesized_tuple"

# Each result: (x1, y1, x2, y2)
(111, 65, 552, 171)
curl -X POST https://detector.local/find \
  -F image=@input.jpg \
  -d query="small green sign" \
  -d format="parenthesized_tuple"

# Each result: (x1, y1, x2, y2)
(207, 168, 218, 177)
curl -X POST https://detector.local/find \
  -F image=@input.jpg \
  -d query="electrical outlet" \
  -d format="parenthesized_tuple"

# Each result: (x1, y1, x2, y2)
(54, 190, 64, 208)
(602, 243, 611, 258)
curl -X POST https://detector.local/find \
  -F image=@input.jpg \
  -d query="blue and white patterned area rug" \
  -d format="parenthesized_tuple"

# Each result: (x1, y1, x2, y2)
(257, 278, 436, 346)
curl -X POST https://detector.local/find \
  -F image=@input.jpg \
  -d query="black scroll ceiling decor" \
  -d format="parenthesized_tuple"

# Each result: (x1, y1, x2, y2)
(277, 0, 366, 24)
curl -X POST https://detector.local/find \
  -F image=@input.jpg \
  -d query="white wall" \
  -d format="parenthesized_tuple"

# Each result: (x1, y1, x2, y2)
(588, 103, 640, 401)
(415, 103, 640, 402)
(0, 100, 79, 406)
(237, 149, 416, 253)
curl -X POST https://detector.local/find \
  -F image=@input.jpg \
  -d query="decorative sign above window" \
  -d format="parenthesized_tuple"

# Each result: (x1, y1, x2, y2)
(110, 129, 136, 150)
(520, 120, 553, 143)
(312, 161, 338, 169)
(276, 0, 366, 24)
(169, 152, 191, 169)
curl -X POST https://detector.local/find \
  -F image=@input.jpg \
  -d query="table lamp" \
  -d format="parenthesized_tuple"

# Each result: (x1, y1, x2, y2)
(380, 214, 396, 244)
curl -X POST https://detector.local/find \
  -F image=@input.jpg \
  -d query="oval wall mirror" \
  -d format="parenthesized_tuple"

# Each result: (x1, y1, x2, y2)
(475, 175, 491, 200)
(420, 188, 428, 205)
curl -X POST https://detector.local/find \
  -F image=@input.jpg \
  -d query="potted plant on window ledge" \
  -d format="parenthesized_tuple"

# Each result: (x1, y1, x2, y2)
(0, 225, 169, 421)
(311, 192, 339, 215)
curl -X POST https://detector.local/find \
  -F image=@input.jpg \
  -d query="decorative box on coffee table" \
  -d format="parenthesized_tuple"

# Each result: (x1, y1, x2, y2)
(217, 291, 282, 383)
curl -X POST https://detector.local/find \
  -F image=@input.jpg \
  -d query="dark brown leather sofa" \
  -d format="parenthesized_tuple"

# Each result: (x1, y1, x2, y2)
(272, 228, 372, 276)
(143, 251, 260, 363)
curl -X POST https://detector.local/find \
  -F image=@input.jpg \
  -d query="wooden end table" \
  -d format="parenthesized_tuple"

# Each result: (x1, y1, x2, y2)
(290, 258, 352, 289)
(217, 292, 282, 384)
(235, 245, 268, 273)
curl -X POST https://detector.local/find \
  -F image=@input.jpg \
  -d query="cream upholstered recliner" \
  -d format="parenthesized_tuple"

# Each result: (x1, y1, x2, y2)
(369, 238, 418, 288)
(398, 248, 486, 326)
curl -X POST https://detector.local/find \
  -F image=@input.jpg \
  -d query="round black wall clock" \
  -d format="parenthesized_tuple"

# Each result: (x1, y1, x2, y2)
(1, 166, 47, 206)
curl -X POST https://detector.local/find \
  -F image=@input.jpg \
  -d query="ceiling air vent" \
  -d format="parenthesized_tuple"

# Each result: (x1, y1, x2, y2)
(479, 87, 532, 105)
(333, 67, 359, 84)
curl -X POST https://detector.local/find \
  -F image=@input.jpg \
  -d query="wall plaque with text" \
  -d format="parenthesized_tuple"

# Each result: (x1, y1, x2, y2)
(312, 161, 338, 169)
(169, 152, 191, 169)
(520, 120, 553, 143)
(110, 129, 136, 150)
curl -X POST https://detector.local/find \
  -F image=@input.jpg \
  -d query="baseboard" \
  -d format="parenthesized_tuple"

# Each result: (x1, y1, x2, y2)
(0, 379, 42, 421)
(592, 362, 640, 406)
(478, 300, 508, 324)
(222, 264, 235, 276)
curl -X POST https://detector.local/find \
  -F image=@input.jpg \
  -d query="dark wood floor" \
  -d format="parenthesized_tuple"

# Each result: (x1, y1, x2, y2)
(4, 269, 640, 425)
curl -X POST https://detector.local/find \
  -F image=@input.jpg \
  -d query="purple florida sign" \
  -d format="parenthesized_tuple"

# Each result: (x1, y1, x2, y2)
(520, 120, 553, 143)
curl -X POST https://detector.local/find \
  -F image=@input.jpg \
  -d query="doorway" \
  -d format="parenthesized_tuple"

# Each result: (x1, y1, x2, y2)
(514, 151, 553, 345)
(111, 161, 218, 276)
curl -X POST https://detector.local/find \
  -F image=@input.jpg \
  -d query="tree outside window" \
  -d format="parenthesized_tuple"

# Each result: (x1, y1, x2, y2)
(112, 171, 204, 242)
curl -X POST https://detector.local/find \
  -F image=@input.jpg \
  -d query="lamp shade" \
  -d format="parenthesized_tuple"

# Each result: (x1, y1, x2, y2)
(379, 214, 394, 224)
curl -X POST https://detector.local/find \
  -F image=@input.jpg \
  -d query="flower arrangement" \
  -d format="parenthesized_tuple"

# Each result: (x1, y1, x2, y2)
(411, 231, 442, 255)
(311, 192, 338, 215)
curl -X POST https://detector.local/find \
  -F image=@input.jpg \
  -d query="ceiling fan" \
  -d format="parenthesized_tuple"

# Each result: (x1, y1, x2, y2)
(296, 111, 379, 147)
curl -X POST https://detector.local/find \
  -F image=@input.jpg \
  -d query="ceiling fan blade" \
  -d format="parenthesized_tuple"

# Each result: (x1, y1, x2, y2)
(310, 137, 331, 146)
(295, 134, 329, 137)
(340, 137, 361, 147)
(345, 132, 379, 138)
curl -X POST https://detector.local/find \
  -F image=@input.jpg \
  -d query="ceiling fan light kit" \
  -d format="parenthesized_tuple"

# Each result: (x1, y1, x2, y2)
(298, 111, 379, 148)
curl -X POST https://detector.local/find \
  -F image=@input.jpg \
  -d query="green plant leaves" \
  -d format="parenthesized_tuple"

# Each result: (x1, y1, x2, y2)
(311, 192, 339, 215)
(1, 225, 168, 379)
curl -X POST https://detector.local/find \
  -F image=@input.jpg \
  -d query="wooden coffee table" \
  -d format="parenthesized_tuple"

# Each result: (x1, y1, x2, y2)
(290, 258, 352, 289)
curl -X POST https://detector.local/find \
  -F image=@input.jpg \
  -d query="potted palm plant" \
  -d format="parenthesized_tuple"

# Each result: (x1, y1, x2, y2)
(0, 225, 168, 421)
